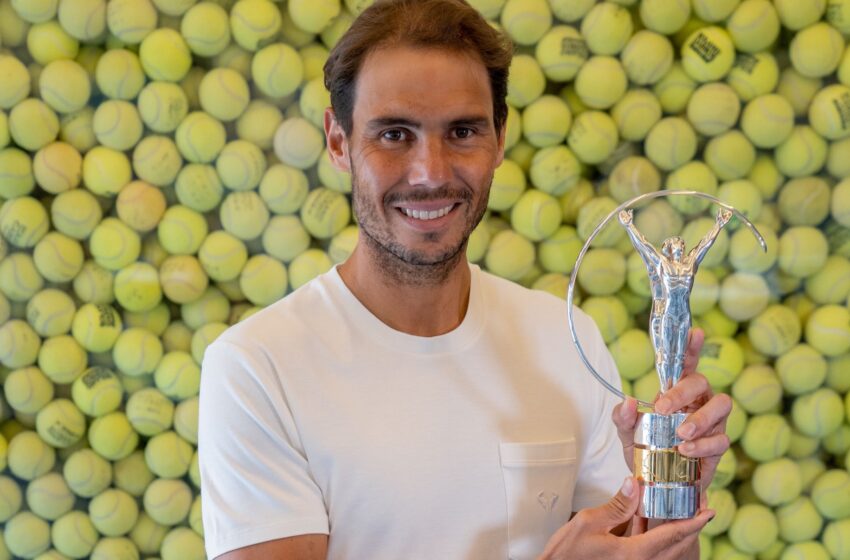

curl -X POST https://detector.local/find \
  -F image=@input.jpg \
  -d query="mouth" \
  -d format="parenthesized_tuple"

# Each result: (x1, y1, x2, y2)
(397, 203, 457, 221)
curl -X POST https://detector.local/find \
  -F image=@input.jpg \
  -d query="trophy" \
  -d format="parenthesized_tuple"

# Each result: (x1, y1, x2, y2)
(567, 191, 766, 519)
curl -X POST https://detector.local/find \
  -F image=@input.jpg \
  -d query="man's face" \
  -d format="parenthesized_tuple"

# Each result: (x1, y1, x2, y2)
(326, 46, 505, 269)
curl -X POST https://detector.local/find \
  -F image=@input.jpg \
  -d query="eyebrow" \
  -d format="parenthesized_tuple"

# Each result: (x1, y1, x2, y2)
(365, 116, 493, 130)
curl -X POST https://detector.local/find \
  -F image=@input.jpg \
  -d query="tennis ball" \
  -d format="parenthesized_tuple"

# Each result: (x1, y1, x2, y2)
(31, 232, 83, 283)
(747, 154, 783, 200)
(63, 448, 112, 498)
(729, 52, 780, 102)
(198, 68, 250, 122)
(728, 503, 779, 554)
(717, 179, 762, 226)
(608, 329, 654, 381)
(710, 448, 738, 490)
(0, 476, 22, 523)
(574, 56, 627, 110)
(39, 59, 90, 114)
(106, 0, 156, 43)
(639, 0, 690, 34)
(506, 55, 546, 108)
(703, 488, 737, 537)
(793, 388, 845, 438)
(704, 130, 756, 180)
(698, 336, 745, 389)
(732, 364, 782, 414)
(273, 117, 324, 169)
(72, 366, 123, 417)
(534, 226, 580, 275)
(82, 146, 132, 197)
(154, 351, 201, 399)
(72, 260, 114, 304)
(51, 510, 99, 558)
(681, 26, 735, 82)
(300, 187, 350, 239)
(806, 305, 850, 357)
(180, 1, 230, 57)
(174, 164, 222, 213)
(487, 159, 526, 211)
(132, 135, 182, 187)
(752, 458, 802, 506)
(807, 255, 850, 305)
(190, 321, 227, 364)
(318, 151, 352, 196)
(500, 0, 551, 46)
(578, 248, 626, 296)
(4, 365, 53, 413)
(144, 431, 193, 479)
(521, 95, 571, 148)
(143, 478, 192, 526)
(777, 343, 828, 395)
(610, 88, 662, 142)
(131, 511, 169, 554)
(88, 488, 139, 539)
(620, 30, 673, 86)
(0, 253, 44, 304)
(251, 43, 304, 100)
(71, 303, 122, 353)
(175, 112, 225, 164)
(812, 469, 850, 519)
(139, 28, 191, 82)
(33, 141, 82, 194)
(216, 140, 266, 192)
(740, 93, 794, 149)
(136, 82, 188, 134)
(125, 388, 173, 438)
(162, 321, 193, 353)
(57, 0, 106, 40)
(534, 25, 588, 82)
(329, 225, 359, 265)
(576, 196, 624, 248)
(509, 189, 562, 242)
(89, 218, 141, 271)
(181, 287, 229, 330)
(219, 191, 270, 241)
(718, 272, 768, 322)
(50, 189, 100, 242)
(238, 99, 284, 149)
(173, 397, 199, 445)
(230, 1, 283, 50)
(779, 226, 829, 278)
(0, 147, 34, 198)
(113, 329, 162, 379)
(566, 110, 618, 165)
(156, 205, 208, 257)
(774, 0, 826, 29)
(115, 180, 166, 233)
(5, 511, 50, 558)
(88, 411, 139, 461)
(740, 413, 791, 461)
(94, 49, 145, 101)
(632, 370, 660, 404)
(748, 304, 802, 357)
(158, 525, 204, 560)
(261, 216, 309, 263)
(485, 230, 535, 281)
(27, 20, 80, 65)
(688, 268, 720, 315)
(0, 196, 49, 249)
(0, 55, 30, 109)
(726, 0, 780, 53)
(159, 255, 208, 305)
(645, 117, 697, 171)
(778, 67, 822, 117)
(239, 254, 287, 306)
(780, 177, 830, 227)
(10, 0, 57, 24)
(607, 156, 660, 204)
(686, 82, 741, 137)
(580, 1, 632, 55)
(26, 288, 75, 338)
(809, 84, 850, 140)
(26, 472, 74, 523)
(834, 179, 850, 227)
(288, 0, 339, 34)
(790, 22, 845, 78)
(776, 496, 824, 543)
(824, 518, 850, 560)
(197, 230, 247, 282)
(9, 431, 56, 480)
(580, 295, 630, 344)
(38, 335, 86, 383)
(529, 146, 581, 196)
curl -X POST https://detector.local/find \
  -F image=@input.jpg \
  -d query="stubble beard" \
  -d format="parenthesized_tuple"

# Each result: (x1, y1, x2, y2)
(349, 160, 491, 287)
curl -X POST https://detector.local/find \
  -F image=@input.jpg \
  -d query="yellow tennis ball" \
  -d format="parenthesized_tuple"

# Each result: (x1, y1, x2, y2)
(698, 335, 746, 389)
(161, 321, 193, 353)
(50, 510, 99, 558)
(644, 116, 697, 171)
(529, 145, 581, 196)
(300, 187, 350, 239)
(574, 55, 627, 109)
(115, 180, 166, 233)
(775, 0, 826, 30)
(686, 82, 740, 137)
(125, 387, 174, 437)
(144, 431, 193, 479)
(608, 329, 653, 381)
(576, 196, 624, 248)
(82, 146, 132, 197)
(57, 0, 106, 41)
(510, 189, 562, 242)
(33, 141, 82, 194)
(741, 413, 791, 462)
(580, 1, 632, 55)
(703, 488, 738, 537)
(774, 125, 828, 178)
(610, 88, 662, 142)
(535, 25, 588, 82)
(216, 139, 267, 191)
(719, 272, 769, 322)
(809, 84, 850, 140)
(791, 22, 845, 78)
(72, 260, 114, 304)
(776, 343, 827, 395)
(8, 430, 56, 481)
(130, 512, 169, 555)
(261, 215, 309, 263)
(807, 255, 850, 305)
(143, 478, 192, 526)
(174, 164, 222, 214)
(59, 106, 96, 153)
(196, 230, 247, 282)
(704, 130, 756, 180)
(829, 138, 850, 179)
(38, 335, 86, 383)
(811, 469, 850, 520)
(488, 159, 527, 211)
(88, 488, 139, 538)
(731, 364, 782, 414)
(157, 205, 208, 256)
(115, 453, 154, 499)
(239, 254, 287, 306)
(92, 100, 143, 151)
(0, 55, 30, 110)
(638, 0, 689, 34)
(88, 411, 138, 461)
(506, 54, 546, 108)
(577, 248, 626, 296)
(580, 295, 630, 343)
(159, 255, 208, 304)
(10, 0, 57, 23)
(62, 448, 112, 498)
(566, 109, 618, 165)
(0, 252, 44, 304)
(190, 321, 227, 364)
(747, 304, 802, 357)
(106, 0, 157, 43)
(739, 93, 794, 149)
(520, 95, 571, 148)
(0, 147, 34, 199)
(32, 231, 82, 284)
(485, 230, 535, 281)
(9, 98, 59, 151)
(34, 398, 85, 451)
(27, 21, 80, 65)
(139, 28, 192, 82)
(132, 135, 182, 187)
(652, 61, 697, 114)
(4, 365, 53, 413)
(198, 67, 250, 122)
(229, 0, 281, 51)
(681, 26, 735, 82)
(25, 288, 75, 337)
(160, 526, 205, 560)
(113, 262, 162, 313)
(94, 49, 145, 101)
(824, 519, 850, 559)
(71, 302, 122, 353)
(621, 30, 674, 86)
(273, 117, 324, 169)
(90, 536, 140, 559)
(0, 196, 50, 249)
(779, 176, 830, 227)
(664, 168, 711, 222)
(778, 67, 822, 117)
(752, 458, 802, 507)
(72, 366, 123, 417)
(89, 217, 141, 271)
(5, 511, 50, 558)
(537, 226, 581, 274)
(805, 305, 850, 357)
(26, 472, 75, 525)
(180, 1, 230, 57)
(237, 99, 283, 150)
(112, 328, 163, 378)
(287, 0, 339, 34)
(251, 42, 304, 99)
(175, 111, 227, 163)
(39, 59, 90, 114)
(779, 226, 829, 279)
(259, 164, 309, 215)
(500, 0, 551, 46)
(608, 156, 661, 204)
(0, 112, 8, 150)
(329, 225, 359, 264)
(219, 191, 270, 241)
(726, 0, 780, 53)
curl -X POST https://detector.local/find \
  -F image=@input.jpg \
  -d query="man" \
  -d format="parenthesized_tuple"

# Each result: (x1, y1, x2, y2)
(199, 1, 732, 558)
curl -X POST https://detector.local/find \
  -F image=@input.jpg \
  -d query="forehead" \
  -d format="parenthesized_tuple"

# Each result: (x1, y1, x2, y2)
(353, 45, 493, 123)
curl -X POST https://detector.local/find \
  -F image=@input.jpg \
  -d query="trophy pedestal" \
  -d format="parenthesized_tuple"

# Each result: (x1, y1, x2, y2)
(634, 412, 700, 519)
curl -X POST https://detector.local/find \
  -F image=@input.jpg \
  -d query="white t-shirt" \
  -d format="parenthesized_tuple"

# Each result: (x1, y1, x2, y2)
(199, 264, 630, 560)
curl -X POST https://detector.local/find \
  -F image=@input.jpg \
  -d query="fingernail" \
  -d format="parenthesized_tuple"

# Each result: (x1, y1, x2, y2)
(678, 423, 696, 439)
(656, 397, 670, 414)
(621, 477, 634, 497)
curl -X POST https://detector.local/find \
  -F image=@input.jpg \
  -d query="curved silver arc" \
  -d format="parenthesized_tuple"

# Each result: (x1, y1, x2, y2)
(566, 190, 767, 409)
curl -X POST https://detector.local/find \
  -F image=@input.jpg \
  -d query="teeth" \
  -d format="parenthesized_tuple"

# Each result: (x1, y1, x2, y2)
(401, 204, 453, 220)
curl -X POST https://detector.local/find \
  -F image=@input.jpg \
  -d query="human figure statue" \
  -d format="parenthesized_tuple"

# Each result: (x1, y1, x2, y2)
(618, 207, 733, 394)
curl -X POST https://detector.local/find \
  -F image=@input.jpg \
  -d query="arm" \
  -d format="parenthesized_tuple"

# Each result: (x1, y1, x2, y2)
(687, 208, 732, 265)
(618, 210, 662, 269)
(217, 534, 328, 560)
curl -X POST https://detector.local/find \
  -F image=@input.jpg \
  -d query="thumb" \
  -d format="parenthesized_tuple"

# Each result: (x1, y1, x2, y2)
(593, 477, 640, 529)
(612, 397, 639, 447)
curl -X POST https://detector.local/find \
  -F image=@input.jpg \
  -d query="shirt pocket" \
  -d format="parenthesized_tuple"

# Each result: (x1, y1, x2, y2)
(499, 438, 578, 560)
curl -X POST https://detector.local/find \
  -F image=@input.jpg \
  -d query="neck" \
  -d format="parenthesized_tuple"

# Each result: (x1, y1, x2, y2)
(338, 240, 472, 337)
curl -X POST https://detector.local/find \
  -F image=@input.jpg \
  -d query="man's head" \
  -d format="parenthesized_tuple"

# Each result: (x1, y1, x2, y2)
(323, 0, 513, 282)
(662, 236, 686, 262)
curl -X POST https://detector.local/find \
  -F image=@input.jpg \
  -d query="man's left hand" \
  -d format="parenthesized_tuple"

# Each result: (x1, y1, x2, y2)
(611, 327, 733, 508)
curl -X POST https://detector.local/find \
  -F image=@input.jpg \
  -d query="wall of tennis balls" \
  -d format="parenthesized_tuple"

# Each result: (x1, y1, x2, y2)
(0, 0, 849, 558)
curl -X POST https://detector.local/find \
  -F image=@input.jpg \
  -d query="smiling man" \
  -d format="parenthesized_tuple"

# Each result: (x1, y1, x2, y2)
(198, 1, 731, 559)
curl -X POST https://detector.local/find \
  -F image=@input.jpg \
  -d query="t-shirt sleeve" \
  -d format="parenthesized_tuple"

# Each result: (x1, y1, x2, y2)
(570, 315, 632, 511)
(199, 339, 329, 559)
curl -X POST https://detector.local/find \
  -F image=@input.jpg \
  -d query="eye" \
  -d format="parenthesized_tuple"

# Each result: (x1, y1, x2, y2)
(453, 127, 475, 139)
(381, 129, 407, 142)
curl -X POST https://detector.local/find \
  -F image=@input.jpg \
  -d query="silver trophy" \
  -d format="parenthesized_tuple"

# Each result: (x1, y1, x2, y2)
(567, 191, 766, 519)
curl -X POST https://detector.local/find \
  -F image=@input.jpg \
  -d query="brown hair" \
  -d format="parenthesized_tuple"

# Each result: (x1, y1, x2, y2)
(323, 0, 513, 137)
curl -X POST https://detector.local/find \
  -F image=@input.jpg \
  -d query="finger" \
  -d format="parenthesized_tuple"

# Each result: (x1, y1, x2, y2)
(631, 509, 713, 557)
(657, 532, 701, 560)
(654, 374, 712, 416)
(678, 432, 731, 458)
(612, 397, 639, 440)
(675, 393, 732, 441)
(682, 328, 704, 373)
(578, 477, 640, 531)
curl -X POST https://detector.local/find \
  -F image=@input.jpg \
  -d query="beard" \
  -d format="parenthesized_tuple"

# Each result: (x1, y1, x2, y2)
(349, 159, 491, 286)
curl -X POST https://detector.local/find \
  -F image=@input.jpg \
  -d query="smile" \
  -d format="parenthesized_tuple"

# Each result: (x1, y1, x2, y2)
(399, 204, 455, 220)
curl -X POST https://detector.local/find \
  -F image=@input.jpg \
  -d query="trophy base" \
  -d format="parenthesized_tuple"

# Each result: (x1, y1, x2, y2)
(634, 412, 700, 520)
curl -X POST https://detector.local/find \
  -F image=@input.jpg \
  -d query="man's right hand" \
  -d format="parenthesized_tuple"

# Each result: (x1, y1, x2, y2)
(537, 478, 713, 560)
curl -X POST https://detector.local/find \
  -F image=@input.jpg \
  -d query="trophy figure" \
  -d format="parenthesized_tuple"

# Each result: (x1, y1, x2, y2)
(566, 191, 766, 520)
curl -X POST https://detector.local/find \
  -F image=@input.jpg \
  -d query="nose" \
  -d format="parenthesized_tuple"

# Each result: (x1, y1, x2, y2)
(406, 135, 451, 188)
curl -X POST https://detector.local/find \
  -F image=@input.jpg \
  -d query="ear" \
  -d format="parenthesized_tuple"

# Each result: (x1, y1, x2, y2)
(495, 122, 507, 167)
(324, 107, 351, 173)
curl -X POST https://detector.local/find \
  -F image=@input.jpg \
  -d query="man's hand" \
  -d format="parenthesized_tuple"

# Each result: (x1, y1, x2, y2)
(612, 328, 733, 506)
(538, 477, 713, 560)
